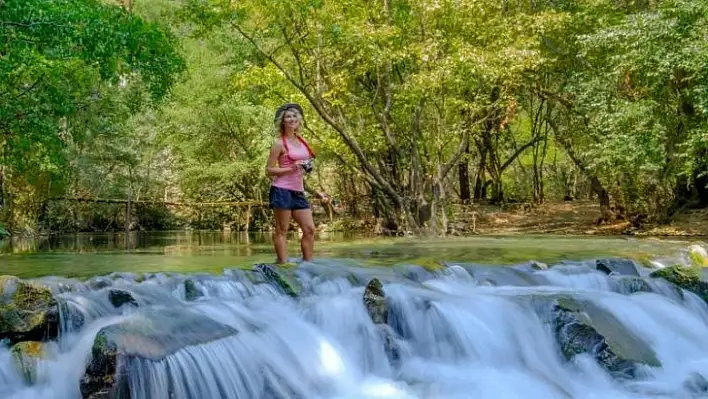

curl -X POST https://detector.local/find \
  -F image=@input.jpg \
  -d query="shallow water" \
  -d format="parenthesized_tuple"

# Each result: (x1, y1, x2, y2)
(1, 241, 708, 398)
(0, 231, 698, 278)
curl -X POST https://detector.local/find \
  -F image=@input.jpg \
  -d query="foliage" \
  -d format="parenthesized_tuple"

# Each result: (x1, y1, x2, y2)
(0, 0, 185, 230)
(3, 0, 708, 234)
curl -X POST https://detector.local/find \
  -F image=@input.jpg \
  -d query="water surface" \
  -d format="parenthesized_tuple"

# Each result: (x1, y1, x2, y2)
(0, 231, 698, 278)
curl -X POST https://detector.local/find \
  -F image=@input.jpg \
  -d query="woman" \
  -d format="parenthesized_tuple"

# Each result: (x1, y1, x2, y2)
(265, 103, 328, 264)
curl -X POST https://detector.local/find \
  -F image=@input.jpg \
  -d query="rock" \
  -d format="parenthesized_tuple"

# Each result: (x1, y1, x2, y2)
(253, 264, 299, 297)
(184, 279, 203, 301)
(87, 277, 112, 290)
(0, 276, 59, 345)
(11, 341, 45, 384)
(530, 261, 548, 270)
(650, 265, 708, 304)
(81, 308, 237, 398)
(108, 289, 138, 308)
(688, 245, 708, 267)
(363, 278, 387, 325)
(376, 324, 402, 365)
(611, 276, 653, 295)
(683, 372, 708, 395)
(596, 259, 640, 276)
(551, 297, 660, 377)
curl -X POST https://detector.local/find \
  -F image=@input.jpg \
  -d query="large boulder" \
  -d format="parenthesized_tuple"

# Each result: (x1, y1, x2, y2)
(81, 308, 237, 398)
(551, 296, 660, 378)
(0, 276, 59, 345)
(650, 265, 708, 304)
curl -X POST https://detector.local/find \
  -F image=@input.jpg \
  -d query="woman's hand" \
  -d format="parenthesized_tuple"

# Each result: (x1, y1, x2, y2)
(317, 192, 330, 204)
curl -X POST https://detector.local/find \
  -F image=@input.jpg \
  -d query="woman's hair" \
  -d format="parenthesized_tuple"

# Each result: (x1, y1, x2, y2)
(274, 103, 305, 136)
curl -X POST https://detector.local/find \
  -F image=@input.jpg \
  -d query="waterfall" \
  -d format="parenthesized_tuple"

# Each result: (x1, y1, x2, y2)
(2, 247, 708, 399)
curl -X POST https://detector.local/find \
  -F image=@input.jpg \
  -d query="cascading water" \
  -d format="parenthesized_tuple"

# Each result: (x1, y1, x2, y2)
(2, 245, 708, 399)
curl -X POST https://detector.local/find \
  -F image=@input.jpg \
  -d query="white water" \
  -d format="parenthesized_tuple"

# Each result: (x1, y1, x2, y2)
(3, 250, 708, 398)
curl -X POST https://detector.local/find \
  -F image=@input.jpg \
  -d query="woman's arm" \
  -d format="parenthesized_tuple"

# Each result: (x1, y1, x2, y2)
(265, 140, 300, 177)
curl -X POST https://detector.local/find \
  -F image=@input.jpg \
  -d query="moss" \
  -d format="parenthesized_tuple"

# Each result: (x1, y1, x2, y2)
(0, 278, 57, 343)
(650, 264, 708, 305)
(689, 250, 708, 267)
(11, 341, 44, 383)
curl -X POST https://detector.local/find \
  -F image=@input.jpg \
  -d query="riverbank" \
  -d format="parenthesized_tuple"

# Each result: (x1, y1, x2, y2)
(324, 200, 708, 237)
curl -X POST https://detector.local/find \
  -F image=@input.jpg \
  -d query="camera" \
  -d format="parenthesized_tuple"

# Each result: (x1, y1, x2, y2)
(300, 159, 314, 173)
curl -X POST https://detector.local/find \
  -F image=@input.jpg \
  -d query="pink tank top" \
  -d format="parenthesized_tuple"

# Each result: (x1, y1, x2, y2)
(271, 136, 314, 192)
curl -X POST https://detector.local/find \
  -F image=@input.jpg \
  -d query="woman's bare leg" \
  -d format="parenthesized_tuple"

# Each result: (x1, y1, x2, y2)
(273, 209, 292, 263)
(292, 208, 316, 261)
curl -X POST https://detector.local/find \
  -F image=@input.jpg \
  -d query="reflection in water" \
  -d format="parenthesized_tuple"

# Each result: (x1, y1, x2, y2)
(0, 231, 701, 280)
(1, 230, 367, 255)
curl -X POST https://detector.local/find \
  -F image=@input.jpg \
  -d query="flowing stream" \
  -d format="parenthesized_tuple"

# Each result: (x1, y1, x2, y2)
(2, 245, 708, 398)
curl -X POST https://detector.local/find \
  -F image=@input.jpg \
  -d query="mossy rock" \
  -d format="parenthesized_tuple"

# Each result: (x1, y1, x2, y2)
(650, 264, 708, 304)
(688, 246, 708, 267)
(11, 341, 45, 384)
(0, 276, 59, 345)
(253, 264, 300, 297)
(363, 278, 387, 325)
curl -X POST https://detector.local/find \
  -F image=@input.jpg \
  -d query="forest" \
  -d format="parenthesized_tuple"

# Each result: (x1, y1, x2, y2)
(1, 0, 707, 237)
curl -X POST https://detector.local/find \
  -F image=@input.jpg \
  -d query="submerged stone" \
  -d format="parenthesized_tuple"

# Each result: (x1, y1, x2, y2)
(611, 276, 653, 295)
(81, 308, 237, 398)
(0, 276, 59, 345)
(363, 278, 387, 325)
(596, 258, 640, 276)
(253, 263, 300, 297)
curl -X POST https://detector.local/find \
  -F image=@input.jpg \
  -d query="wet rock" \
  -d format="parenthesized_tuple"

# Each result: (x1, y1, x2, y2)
(376, 324, 403, 365)
(0, 276, 59, 345)
(108, 290, 138, 308)
(551, 297, 660, 377)
(650, 265, 708, 304)
(87, 277, 112, 290)
(596, 258, 640, 276)
(530, 261, 548, 270)
(683, 372, 708, 394)
(184, 279, 203, 301)
(81, 308, 237, 398)
(363, 278, 387, 325)
(611, 276, 653, 295)
(11, 341, 45, 384)
(254, 264, 299, 297)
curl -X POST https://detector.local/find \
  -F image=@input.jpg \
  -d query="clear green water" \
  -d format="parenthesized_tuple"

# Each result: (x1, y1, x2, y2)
(0, 231, 699, 279)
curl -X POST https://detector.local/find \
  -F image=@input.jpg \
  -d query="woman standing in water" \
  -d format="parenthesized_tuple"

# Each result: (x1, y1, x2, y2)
(265, 103, 328, 263)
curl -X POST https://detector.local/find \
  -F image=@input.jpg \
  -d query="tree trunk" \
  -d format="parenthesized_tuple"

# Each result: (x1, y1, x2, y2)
(549, 121, 613, 222)
(473, 145, 487, 201)
(458, 140, 471, 203)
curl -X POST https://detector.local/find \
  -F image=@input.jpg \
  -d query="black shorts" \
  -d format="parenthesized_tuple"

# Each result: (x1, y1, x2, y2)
(269, 186, 310, 210)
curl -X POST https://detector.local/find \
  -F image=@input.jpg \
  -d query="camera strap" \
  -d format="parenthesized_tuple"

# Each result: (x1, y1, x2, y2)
(282, 135, 315, 161)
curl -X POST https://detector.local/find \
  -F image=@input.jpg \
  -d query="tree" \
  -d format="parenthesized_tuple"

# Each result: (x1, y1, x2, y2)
(0, 0, 185, 231)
